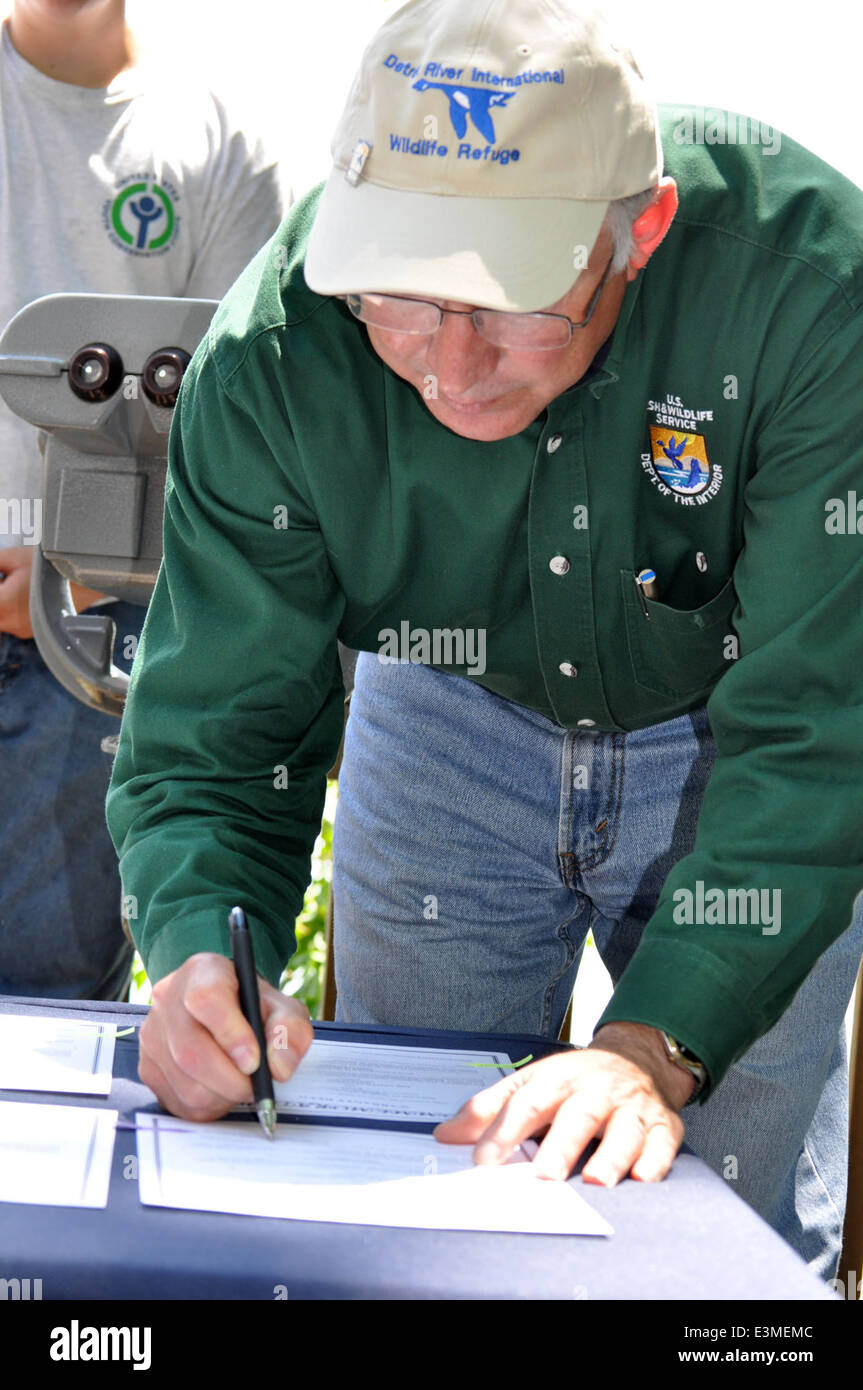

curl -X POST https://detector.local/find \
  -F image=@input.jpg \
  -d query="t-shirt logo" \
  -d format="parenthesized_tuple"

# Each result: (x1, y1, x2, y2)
(103, 175, 179, 256)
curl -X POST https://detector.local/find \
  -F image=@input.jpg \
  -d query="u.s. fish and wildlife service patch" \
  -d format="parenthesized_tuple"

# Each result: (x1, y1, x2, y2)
(642, 425, 723, 507)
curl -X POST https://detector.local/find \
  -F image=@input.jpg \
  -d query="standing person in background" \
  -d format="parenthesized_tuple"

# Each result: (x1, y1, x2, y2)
(0, 0, 287, 999)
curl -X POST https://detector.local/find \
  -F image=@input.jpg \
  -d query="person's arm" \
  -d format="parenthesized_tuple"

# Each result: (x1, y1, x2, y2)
(598, 301, 863, 1088)
(0, 546, 105, 638)
(106, 323, 345, 1118)
(440, 299, 863, 1181)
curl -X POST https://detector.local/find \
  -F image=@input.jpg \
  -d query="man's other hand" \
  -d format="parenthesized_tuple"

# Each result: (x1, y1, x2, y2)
(0, 545, 108, 639)
(138, 952, 314, 1122)
(0, 547, 35, 638)
(433, 1021, 694, 1184)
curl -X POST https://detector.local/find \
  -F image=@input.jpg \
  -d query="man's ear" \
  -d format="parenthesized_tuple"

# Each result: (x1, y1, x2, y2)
(625, 177, 678, 282)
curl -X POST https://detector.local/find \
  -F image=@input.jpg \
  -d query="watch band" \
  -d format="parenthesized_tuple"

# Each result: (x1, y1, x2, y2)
(659, 1031, 707, 1103)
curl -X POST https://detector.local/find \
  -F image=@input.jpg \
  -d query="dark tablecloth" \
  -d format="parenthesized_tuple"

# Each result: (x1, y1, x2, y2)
(0, 997, 832, 1300)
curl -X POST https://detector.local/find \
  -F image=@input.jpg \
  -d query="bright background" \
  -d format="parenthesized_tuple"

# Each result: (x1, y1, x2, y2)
(127, 0, 863, 195)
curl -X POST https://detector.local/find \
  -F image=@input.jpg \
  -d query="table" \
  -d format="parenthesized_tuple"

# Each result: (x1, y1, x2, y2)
(0, 997, 833, 1300)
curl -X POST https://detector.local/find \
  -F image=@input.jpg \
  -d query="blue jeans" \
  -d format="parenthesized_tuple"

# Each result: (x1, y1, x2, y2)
(332, 652, 863, 1280)
(0, 601, 145, 1000)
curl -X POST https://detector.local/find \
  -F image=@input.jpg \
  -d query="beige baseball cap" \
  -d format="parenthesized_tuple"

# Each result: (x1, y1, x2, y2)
(304, 0, 662, 312)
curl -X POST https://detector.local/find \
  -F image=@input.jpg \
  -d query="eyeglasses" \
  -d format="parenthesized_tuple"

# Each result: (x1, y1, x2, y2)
(341, 257, 615, 352)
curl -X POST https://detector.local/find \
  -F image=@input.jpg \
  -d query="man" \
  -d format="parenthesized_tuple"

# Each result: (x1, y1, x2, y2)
(106, 0, 863, 1279)
(0, 0, 285, 998)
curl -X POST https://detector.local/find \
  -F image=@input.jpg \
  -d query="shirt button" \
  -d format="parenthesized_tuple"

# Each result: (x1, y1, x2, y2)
(577, 718, 596, 728)
(559, 661, 578, 678)
(549, 555, 571, 576)
(546, 433, 563, 454)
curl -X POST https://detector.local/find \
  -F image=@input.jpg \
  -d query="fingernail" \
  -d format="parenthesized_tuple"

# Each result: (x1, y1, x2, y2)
(583, 1167, 612, 1186)
(230, 1044, 257, 1074)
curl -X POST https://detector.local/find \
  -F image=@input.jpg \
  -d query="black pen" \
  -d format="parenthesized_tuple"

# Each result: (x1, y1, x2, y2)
(228, 906, 276, 1139)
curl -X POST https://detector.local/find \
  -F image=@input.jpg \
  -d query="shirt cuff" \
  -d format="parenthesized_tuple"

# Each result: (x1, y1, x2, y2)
(595, 938, 768, 1101)
(143, 909, 286, 990)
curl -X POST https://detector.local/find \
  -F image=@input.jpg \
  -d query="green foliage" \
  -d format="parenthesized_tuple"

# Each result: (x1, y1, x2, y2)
(128, 782, 337, 1014)
(278, 781, 337, 1017)
(129, 950, 150, 1004)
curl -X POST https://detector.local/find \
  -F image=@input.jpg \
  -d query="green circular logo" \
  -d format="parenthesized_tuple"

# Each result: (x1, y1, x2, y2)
(110, 182, 175, 252)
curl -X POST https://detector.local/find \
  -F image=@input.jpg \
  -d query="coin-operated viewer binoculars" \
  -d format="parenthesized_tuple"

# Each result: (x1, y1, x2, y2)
(0, 294, 218, 717)
(1, 292, 357, 1016)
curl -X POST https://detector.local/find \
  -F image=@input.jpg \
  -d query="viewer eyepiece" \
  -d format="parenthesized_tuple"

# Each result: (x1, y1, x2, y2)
(141, 348, 191, 407)
(67, 343, 124, 402)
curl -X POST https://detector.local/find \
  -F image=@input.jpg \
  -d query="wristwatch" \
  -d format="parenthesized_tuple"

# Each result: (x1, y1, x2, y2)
(659, 1031, 707, 1103)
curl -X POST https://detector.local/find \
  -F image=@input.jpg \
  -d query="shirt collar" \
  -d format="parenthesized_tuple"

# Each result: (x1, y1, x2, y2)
(548, 270, 645, 420)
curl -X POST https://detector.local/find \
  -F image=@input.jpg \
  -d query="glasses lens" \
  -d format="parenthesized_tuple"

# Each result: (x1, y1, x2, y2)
(346, 293, 440, 335)
(475, 311, 572, 351)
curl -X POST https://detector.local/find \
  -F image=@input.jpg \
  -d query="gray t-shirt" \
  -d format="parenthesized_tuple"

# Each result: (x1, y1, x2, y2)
(0, 20, 286, 548)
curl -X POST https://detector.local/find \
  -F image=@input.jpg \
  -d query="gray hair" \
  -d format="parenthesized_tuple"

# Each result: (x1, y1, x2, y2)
(602, 187, 658, 273)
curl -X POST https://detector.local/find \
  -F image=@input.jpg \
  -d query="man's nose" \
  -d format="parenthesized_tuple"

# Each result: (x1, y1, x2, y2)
(425, 308, 498, 396)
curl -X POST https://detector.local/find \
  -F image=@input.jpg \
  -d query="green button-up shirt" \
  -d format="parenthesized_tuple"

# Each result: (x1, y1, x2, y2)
(107, 106, 863, 1097)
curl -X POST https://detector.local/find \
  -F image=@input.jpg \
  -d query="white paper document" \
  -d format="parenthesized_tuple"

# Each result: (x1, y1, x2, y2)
(0, 1100, 117, 1208)
(267, 1040, 516, 1122)
(136, 1114, 613, 1236)
(0, 1014, 116, 1096)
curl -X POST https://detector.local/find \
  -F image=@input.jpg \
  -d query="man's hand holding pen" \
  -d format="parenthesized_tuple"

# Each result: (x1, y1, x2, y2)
(138, 950, 313, 1124)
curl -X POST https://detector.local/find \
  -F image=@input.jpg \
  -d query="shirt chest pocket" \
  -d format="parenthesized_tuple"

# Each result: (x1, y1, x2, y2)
(620, 569, 738, 700)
